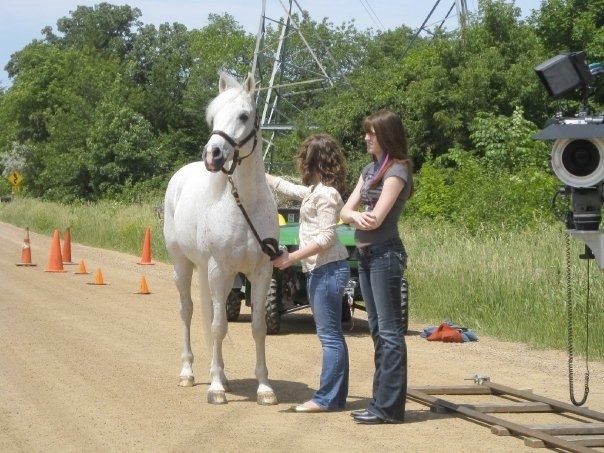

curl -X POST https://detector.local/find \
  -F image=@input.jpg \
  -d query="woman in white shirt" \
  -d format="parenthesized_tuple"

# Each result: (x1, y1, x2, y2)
(266, 134, 350, 413)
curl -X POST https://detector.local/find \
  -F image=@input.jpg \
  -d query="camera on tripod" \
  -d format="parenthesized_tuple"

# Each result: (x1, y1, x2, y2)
(534, 51, 604, 231)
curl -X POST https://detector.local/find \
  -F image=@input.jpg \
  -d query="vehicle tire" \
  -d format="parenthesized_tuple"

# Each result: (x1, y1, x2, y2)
(265, 278, 281, 335)
(226, 290, 242, 321)
(342, 279, 355, 322)
(401, 277, 409, 334)
(341, 295, 352, 322)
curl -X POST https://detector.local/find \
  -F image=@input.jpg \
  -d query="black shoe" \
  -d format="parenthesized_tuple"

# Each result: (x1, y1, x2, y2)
(350, 409, 370, 417)
(354, 413, 404, 425)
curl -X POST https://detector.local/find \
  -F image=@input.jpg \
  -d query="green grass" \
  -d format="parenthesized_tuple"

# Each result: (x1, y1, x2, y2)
(402, 219, 604, 359)
(1, 197, 603, 360)
(0, 197, 168, 262)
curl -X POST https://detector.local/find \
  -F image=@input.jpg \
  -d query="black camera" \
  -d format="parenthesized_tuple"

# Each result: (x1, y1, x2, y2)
(534, 51, 604, 231)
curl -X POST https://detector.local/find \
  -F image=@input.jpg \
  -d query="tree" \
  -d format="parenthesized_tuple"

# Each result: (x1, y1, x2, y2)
(86, 103, 156, 198)
(410, 107, 558, 229)
(0, 0, 600, 213)
(532, 0, 604, 60)
(49, 2, 141, 58)
(531, 0, 604, 108)
(127, 22, 194, 133)
(469, 107, 550, 172)
(4, 46, 125, 199)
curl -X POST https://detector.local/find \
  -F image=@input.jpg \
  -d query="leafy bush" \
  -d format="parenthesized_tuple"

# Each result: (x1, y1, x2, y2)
(407, 108, 559, 231)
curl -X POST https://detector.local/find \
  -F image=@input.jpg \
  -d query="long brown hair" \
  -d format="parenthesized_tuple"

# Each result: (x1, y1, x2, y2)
(363, 109, 414, 194)
(297, 134, 347, 196)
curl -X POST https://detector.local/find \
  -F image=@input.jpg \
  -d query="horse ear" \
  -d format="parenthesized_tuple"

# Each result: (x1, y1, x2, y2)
(243, 72, 255, 95)
(218, 72, 229, 93)
(218, 71, 239, 93)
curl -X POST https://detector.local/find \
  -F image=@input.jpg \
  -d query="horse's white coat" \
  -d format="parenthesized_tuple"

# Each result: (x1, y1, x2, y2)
(163, 72, 279, 404)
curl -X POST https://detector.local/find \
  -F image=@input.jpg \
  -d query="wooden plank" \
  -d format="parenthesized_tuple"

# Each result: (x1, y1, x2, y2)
(525, 432, 604, 449)
(460, 402, 555, 413)
(485, 382, 604, 422)
(491, 425, 511, 436)
(558, 435, 604, 447)
(524, 437, 546, 448)
(409, 385, 493, 395)
(525, 423, 604, 435)
(409, 382, 604, 452)
(407, 388, 594, 453)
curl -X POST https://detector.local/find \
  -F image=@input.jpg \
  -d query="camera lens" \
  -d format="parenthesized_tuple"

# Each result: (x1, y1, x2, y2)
(562, 139, 600, 176)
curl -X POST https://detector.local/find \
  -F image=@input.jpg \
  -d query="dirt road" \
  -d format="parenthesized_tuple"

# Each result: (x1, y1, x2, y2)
(1, 221, 603, 452)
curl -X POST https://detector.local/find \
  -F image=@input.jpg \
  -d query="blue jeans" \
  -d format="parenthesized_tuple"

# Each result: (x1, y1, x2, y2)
(358, 238, 407, 421)
(306, 259, 351, 411)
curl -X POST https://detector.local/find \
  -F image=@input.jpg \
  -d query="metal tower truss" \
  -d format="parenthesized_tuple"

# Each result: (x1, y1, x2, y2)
(251, 0, 339, 166)
(251, 1, 470, 165)
(455, 0, 469, 30)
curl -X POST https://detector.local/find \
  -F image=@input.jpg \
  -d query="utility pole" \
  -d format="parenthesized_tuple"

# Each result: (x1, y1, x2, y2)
(456, 0, 469, 30)
(251, 0, 338, 168)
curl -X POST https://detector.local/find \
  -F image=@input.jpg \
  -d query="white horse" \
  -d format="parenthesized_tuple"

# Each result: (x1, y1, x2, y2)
(163, 72, 279, 405)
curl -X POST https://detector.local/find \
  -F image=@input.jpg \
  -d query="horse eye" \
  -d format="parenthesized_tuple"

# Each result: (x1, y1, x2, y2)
(239, 113, 249, 122)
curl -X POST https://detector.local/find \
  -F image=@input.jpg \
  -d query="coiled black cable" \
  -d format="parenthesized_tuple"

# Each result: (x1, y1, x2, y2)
(566, 233, 590, 406)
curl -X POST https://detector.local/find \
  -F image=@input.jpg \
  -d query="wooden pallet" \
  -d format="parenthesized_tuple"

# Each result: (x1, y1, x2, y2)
(408, 379, 604, 452)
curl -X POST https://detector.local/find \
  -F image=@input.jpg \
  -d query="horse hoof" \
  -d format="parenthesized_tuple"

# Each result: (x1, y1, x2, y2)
(208, 391, 227, 404)
(257, 391, 278, 405)
(178, 376, 195, 387)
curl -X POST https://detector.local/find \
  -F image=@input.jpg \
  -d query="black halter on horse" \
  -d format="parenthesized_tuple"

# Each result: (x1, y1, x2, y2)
(208, 116, 282, 261)
(209, 115, 260, 175)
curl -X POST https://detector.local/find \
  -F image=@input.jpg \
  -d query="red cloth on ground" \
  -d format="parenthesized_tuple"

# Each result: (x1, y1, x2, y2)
(426, 322, 463, 343)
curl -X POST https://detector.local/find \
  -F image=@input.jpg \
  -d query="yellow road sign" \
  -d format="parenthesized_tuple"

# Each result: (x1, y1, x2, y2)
(8, 171, 23, 187)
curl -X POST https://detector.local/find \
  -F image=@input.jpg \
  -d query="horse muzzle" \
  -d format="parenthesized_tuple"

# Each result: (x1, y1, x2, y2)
(202, 145, 227, 173)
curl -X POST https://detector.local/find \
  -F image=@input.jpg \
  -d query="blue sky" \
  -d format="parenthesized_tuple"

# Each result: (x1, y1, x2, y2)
(0, 0, 542, 87)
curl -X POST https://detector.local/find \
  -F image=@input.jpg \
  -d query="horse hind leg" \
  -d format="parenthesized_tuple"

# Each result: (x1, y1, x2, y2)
(173, 257, 195, 387)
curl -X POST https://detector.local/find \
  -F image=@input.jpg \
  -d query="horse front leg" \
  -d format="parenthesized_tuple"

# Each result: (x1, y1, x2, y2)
(206, 270, 232, 404)
(250, 269, 278, 405)
(173, 259, 195, 387)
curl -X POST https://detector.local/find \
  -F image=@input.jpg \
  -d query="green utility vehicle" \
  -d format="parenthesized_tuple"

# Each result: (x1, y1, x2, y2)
(227, 208, 409, 334)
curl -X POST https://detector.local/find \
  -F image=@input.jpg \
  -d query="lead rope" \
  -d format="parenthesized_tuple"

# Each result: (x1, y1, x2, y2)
(566, 233, 590, 406)
(227, 175, 282, 261)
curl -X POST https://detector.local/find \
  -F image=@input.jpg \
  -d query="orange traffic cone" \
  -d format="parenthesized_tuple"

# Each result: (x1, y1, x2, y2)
(62, 227, 76, 265)
(16, 227, 37, 266)
(136, 275, 151, 294)
(45, 229, 67, 273)
(74, 259, 90, 275)
(137, 227, 154, 265)
(87, 268, 108, 285)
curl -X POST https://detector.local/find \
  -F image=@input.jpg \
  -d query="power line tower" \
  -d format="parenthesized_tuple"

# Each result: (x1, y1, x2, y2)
(455, 0, 469, 30)
(419, 0, 470, 34)
(402, 0, 470, 58)
(251, 0, 339, 168)
(251, 1, 470, 165)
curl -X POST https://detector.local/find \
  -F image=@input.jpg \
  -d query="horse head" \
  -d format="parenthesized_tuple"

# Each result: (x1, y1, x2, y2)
(203, 72, 259, 173)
